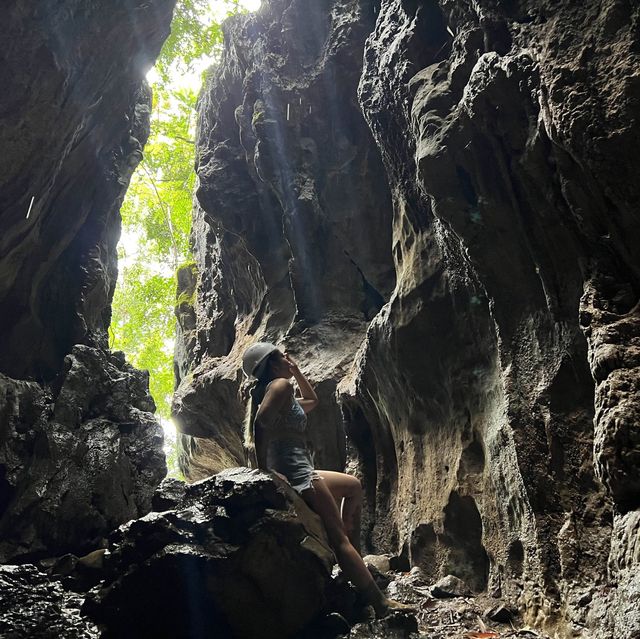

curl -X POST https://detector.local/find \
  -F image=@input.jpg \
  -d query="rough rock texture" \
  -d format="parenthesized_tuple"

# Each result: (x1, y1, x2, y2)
(86, 468, 335, 639)
(353, 1, 639, 636)
(0, 1, 174, 560)
(179, 0, 640, 637)
(173, 0, 394, 478)
(0, 0, 173, 380)
(0, 564, 99, 638)
(0, 345, 165, 562)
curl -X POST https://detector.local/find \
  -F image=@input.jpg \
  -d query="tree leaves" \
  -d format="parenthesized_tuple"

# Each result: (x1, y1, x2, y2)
(111, 1, 250, 477)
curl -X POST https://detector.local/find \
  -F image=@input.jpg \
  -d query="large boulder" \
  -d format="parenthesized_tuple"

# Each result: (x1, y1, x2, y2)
(0, 345, 166, 563)
(0, 564, 99, 638)
(86, 468, 335, 639)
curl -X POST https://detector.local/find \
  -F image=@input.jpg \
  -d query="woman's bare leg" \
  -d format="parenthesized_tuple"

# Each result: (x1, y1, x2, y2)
(301, 477, 417, 617)
(315, 470, 362, 553)
(301, 478, 379, 595)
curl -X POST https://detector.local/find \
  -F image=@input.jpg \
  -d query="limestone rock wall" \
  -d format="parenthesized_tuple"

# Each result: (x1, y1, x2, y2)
(352, 1, 639, 636)
(0, 0, 174, 561)
(180, 0, 640, 636)
(173, 0, 395, 478)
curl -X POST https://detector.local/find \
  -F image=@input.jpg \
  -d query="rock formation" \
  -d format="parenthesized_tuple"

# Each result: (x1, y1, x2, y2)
(176, 0, 640, 637)
(0, 0, 638, 636)
(173, 0, 394, 477)
(86, 468, 335, 639)
(0, 0, 173, 561)
(0, 564, 99, 638)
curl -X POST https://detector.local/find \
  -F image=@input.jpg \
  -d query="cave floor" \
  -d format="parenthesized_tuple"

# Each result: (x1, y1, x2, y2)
(345, 568, 556, 639)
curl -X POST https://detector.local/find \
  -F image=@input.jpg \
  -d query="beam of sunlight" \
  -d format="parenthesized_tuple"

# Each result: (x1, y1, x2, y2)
(114, 0, 263, 480)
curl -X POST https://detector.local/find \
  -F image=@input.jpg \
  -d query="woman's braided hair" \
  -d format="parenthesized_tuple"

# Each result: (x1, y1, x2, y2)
(243, 355, 273, 467)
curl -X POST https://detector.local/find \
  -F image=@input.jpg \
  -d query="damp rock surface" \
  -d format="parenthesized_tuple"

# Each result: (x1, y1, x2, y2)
(0, 345, 166, 563)
(0, 564, 99, 638)
(85, 468, 335, 639)
(180, 0, 640, 637)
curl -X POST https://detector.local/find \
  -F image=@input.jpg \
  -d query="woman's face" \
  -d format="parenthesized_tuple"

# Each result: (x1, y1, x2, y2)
(268, 350, 292, 379)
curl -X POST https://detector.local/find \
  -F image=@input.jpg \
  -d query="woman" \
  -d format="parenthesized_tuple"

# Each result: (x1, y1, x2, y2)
(242, 342, 412, 617)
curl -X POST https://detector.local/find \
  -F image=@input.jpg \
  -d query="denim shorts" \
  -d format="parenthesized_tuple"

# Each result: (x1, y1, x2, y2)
(266, 438, 321, 493)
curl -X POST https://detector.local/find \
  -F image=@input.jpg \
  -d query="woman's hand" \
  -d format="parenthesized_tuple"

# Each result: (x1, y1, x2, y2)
(283, 352, 300, 376)
(284, 352, 319, 413)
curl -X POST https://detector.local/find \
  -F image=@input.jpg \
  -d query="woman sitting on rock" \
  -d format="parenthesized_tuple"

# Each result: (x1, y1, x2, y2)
(242, 342, 412, 617)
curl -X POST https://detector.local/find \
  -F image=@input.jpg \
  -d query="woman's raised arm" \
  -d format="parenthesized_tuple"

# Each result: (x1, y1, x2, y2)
(285, 353, 318, 413)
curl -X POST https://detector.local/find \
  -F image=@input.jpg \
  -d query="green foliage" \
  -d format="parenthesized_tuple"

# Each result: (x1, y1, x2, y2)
(111, 0, 250, 478)
(155, 0, 242, 85)
(112, 83, 196, 425)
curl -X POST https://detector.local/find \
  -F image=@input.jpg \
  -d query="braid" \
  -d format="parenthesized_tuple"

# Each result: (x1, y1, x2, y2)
(243, 378, 268, 467)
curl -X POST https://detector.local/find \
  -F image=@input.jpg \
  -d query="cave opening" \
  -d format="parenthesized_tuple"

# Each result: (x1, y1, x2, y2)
(110, 0, 261, 478)
(442, 491, 490, 592)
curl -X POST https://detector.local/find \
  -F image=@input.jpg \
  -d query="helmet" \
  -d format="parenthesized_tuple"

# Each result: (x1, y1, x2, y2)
(242, 342, 279, 379)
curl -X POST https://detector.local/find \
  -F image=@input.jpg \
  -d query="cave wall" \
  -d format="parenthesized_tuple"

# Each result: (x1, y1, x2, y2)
(351, 1, 639, 636)
(0, 0, 174, 561)
(178, 0, 639, 636)
(173, 0, 395, 478)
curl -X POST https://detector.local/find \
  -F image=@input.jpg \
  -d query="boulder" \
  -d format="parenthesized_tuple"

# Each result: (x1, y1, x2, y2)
(0, 564, 99, 638)
(0, 345, 165, 563)
(85, 468, 335, 639)
(431, 575, 473, 599)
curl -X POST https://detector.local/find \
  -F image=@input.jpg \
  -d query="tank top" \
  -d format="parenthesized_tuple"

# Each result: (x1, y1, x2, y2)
(265, 379, 307, 440)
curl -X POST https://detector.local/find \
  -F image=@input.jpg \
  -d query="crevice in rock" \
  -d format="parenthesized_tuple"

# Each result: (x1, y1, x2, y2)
(341, 248, 387, 320)
(457, 430, 485, 480)
(405, 0, 453, 68)
(442, 492, 489, 592)
(506, 539, 524, 579)
(342, 402, 378, 552)
(409, 522, 437, 570)
(0, 467, 12, 520)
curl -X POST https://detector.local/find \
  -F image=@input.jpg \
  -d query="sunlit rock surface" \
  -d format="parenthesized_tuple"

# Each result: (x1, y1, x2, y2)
(86, 468, 334, 639)
(0, 1, 174, 560)
(180, 0, 640, 636)
(173, 0, 395, 479)
(0, 564, 99, 638)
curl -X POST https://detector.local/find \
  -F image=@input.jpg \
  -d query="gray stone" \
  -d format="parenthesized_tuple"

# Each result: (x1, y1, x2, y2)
(431, 575, 472, 599)
(0, 564, 99, 638)
(0, 345, 166, 562)
(152, 477, 188, 511)
(85, 468, 335, 639)
(363, 554, 391, 573)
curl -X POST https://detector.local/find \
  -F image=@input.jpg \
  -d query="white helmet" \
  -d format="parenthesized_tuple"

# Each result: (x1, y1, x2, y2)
(242, 342, 279, 379)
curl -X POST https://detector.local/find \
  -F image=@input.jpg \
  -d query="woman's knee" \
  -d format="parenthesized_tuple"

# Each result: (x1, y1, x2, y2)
(345, 475, 362, 500)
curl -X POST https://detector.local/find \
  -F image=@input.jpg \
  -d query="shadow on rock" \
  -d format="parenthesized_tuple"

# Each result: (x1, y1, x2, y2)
(84, 468, 335, 639)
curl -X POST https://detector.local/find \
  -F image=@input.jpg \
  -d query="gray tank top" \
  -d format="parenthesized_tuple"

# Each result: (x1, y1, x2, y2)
(265, 380, 307, 439)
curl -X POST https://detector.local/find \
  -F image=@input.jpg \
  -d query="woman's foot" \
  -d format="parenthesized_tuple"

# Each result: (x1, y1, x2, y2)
(362, 582, 417, 617)
(377, 597, 418, 617)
